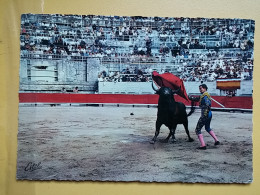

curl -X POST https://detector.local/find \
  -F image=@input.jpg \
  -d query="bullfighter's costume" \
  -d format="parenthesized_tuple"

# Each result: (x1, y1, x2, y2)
(195, 91, 220, 150)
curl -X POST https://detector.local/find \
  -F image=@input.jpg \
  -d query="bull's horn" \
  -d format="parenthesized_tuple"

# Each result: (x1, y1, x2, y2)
(152, 81, 159, 91)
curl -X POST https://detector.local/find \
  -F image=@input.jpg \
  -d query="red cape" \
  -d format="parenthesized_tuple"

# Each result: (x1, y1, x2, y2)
(152, 71, 189, 101)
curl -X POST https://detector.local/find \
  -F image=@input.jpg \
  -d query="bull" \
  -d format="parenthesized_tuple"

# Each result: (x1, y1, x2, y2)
(150, 82, 195, 144)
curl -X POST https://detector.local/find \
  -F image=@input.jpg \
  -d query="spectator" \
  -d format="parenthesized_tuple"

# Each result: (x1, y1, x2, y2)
(73, 86, 79, 93)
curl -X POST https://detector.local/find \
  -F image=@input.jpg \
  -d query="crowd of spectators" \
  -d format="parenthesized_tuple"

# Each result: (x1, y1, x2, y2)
(20, 14, 255, 81)
(98, 57, 253, 82)
(179, 58, 253, 82)
(98, 67, 152, 82)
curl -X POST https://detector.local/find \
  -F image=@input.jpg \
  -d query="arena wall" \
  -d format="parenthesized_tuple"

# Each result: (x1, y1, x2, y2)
(19, 58, 253, 96)
(19, 58, 99, 92)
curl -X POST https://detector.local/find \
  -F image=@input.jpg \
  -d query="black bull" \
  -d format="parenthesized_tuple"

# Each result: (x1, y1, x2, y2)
(150, 84, 195, 144)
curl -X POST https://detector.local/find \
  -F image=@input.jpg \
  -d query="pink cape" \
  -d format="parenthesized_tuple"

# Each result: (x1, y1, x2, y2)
(152, 71, 189, 101)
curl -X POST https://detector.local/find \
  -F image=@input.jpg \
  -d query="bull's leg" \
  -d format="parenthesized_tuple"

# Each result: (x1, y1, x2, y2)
(150, 121, 162, 144)
(163, 131, 172, 143)
(169, 124, 177, 143)
(183, 120, 194, 142)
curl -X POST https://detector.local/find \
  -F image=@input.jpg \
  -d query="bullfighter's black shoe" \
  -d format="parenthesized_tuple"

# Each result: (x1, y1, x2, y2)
(197, 146, 207, 150)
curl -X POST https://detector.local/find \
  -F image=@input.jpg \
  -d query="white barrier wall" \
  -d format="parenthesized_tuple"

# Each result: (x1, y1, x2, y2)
(98, 82, 155, 94)
(98, 80, 253, 96)
(238, 80, 254, 95)
(184, 82, 218, 95)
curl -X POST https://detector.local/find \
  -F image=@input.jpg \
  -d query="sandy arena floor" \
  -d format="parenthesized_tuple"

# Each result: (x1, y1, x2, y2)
(16, 105, 253, 183)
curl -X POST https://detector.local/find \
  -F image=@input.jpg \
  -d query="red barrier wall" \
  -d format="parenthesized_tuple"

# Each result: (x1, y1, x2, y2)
(19, 93, 253, 109)
(19, 93, 159, 104)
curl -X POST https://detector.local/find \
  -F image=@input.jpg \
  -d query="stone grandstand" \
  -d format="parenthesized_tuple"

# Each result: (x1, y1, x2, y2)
(19, 14, 254, 95)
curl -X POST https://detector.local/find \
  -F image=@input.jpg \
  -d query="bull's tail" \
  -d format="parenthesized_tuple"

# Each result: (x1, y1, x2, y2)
(187, 101, 196, 117)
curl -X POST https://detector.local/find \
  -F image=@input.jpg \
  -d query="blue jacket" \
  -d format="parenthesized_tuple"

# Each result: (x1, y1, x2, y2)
(199, 92, 212, 118)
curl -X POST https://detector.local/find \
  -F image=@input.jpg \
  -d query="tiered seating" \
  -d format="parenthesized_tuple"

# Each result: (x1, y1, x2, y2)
(20, 14, 255, 81)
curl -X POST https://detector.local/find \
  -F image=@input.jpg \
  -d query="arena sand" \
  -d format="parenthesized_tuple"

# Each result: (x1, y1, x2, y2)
(16, 106, 253, 183)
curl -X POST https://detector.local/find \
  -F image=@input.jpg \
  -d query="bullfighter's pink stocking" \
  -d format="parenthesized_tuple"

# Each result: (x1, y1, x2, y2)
(209, 130, 219, 142)
(209, 130, 220, 145)
(198, 134, 206, 148)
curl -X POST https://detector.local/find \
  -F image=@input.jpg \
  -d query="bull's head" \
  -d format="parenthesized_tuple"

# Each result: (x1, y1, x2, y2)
(152, 81, 181, 96)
